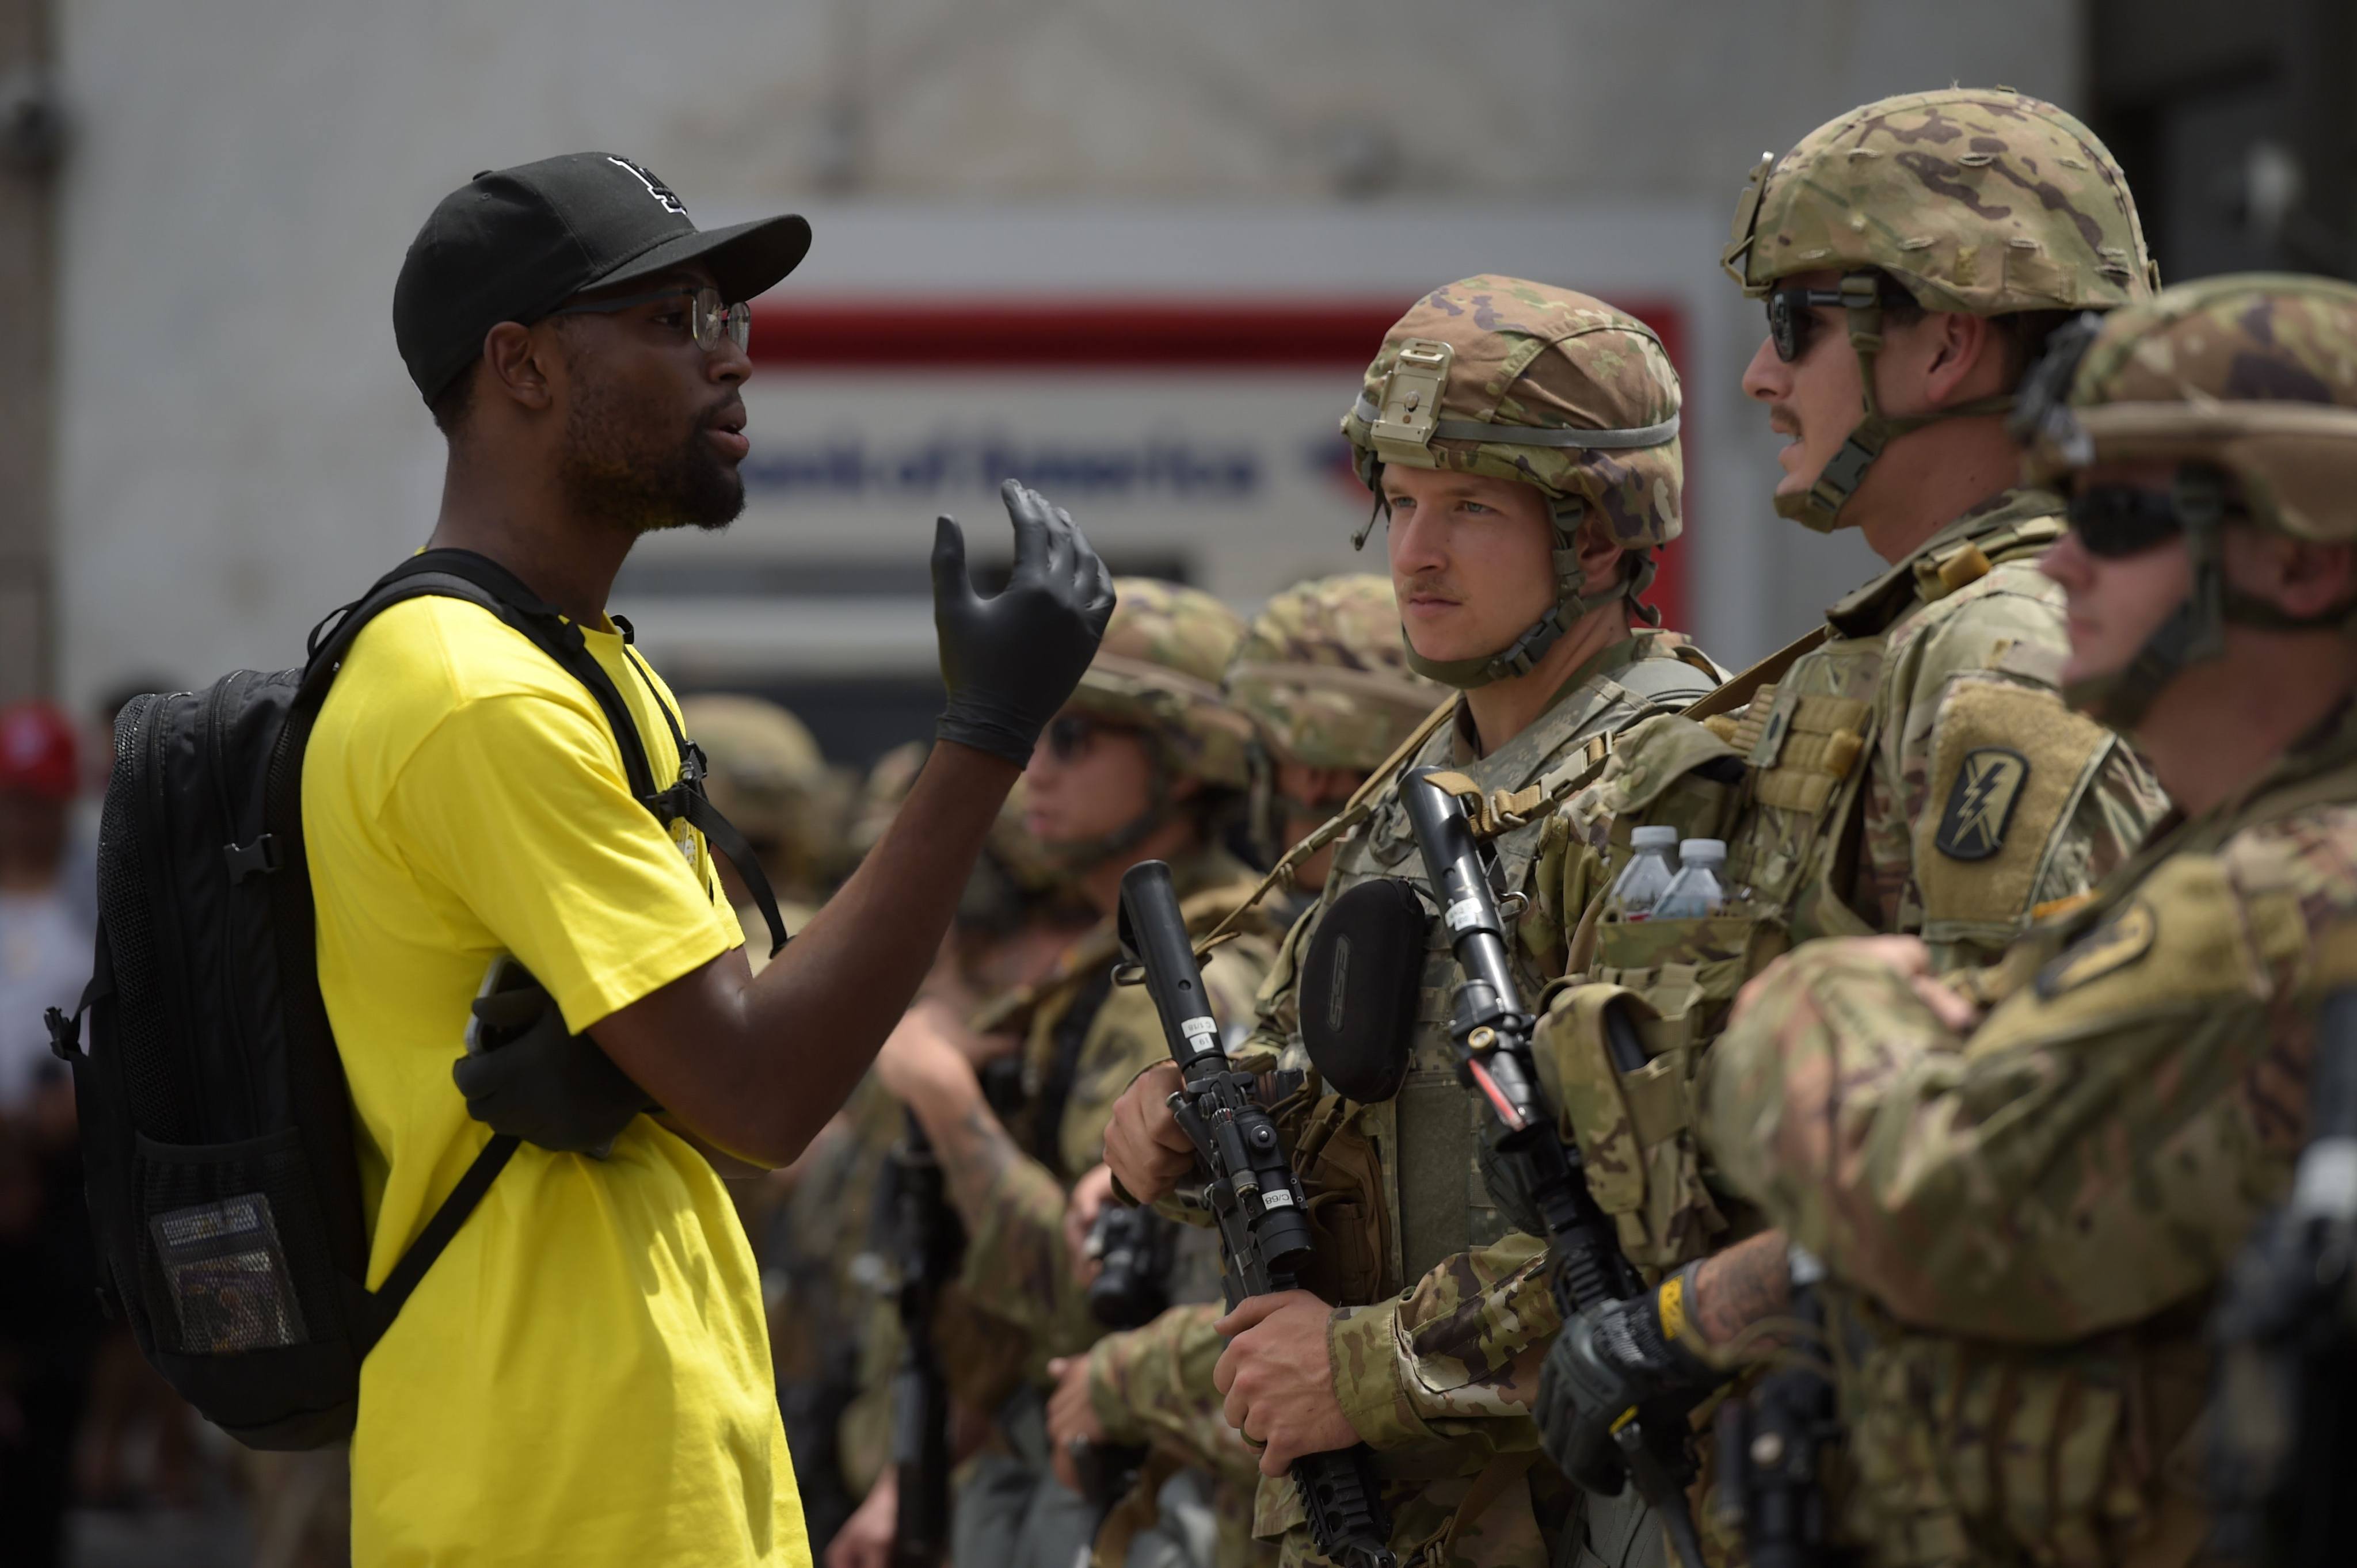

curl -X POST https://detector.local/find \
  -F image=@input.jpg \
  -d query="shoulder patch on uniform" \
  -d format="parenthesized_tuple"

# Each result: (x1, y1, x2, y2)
(2035, 898, 2156, 997)
(1935, 747, 2029, 861)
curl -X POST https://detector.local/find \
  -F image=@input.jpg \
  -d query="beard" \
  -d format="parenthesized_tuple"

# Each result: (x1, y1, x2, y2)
(556, 365, 746, 536)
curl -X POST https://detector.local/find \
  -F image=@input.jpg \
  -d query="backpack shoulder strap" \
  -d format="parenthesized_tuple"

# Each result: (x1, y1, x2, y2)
(306, 552, 787, 955)
(306, 552, 663, 800)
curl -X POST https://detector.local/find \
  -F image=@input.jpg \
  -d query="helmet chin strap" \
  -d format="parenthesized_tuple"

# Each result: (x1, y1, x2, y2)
(1778, 272, 2016, 535)
(1398, 495, 1655, 690)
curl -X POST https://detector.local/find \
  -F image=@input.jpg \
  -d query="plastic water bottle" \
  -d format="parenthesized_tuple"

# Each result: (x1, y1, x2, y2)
(1652, 838, 1727, 920)
(1606, 826, 1680, 920)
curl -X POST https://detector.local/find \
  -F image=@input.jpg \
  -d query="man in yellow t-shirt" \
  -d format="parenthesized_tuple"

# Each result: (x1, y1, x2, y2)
(309, 152, 1115, 1566)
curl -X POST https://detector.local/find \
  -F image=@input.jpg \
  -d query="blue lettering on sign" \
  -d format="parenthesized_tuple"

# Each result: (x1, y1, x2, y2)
(743, 433, 1262, 502)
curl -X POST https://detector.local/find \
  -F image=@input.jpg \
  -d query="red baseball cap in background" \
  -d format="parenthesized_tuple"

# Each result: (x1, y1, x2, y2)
(0, 701, 79, 800)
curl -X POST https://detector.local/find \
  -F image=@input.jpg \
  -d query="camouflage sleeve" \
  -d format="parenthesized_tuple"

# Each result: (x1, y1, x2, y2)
(1326, 1232, 1556, 1458)
(956, 1140, 1100, 1354)
(1869, 570, 2166, 966)
(1087, 1302, 1262, 1490)
(1700, 812, 2351, 1340)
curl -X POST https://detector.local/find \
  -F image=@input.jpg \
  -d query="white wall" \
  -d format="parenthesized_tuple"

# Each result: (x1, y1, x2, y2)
(54, 0, 2084, 704)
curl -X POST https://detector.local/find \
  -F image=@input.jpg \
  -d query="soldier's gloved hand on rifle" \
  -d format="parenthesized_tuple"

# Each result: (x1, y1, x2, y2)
(1537, 1263, 1732, 1495)
(931, 478, 1118, 765)
(453, 982, 654, 1154)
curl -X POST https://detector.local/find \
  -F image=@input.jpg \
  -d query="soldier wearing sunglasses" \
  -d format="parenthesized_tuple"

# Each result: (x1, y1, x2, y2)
(1519, 91, 2179, 1562)
(866, 579, 1279, 1568)
(1688, 271, 2357, 1566)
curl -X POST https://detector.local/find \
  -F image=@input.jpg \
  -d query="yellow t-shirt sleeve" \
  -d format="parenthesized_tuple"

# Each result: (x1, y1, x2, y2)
(384, 688, 740, 1033)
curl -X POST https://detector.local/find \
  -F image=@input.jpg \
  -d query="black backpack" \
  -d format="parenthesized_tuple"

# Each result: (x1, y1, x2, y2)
(44, 549, 787, 1449)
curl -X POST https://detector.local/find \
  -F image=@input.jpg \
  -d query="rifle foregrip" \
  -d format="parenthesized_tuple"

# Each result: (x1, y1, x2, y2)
(1295, 1446, 1398, 1568)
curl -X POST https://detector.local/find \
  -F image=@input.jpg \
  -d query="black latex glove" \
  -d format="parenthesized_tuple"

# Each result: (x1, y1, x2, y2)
(1536, 1264, 1730, 1495)
(452, 982, 654, 1155)
(932, 479, 1117, 765)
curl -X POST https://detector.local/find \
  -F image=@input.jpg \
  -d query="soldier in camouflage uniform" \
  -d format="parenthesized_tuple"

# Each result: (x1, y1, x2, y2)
(1226, 575, 1450, 898)
(1669, 273, 2357, 1565)
(677, 695, 863, 1539)
(826, 773, 1098, 1568)
(1102, 279, 1726, 1568)
(1518, 96, 2175, 1559)
(681, 693, 843, 967)
(870, 579, 1280, 1568)
(1058, 575, 1443, 1568)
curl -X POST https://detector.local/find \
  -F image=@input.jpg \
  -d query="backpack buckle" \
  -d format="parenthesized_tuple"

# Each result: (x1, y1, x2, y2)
(44, 1005, 81, 1062)
(223, 834, 281, 882)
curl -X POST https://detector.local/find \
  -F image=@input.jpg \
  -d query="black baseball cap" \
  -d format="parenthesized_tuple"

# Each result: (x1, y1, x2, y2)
(393, 151, 812, 403)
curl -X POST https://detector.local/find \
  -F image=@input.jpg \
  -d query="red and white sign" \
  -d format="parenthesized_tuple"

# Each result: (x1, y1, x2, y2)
(619, 206, 1738, 681)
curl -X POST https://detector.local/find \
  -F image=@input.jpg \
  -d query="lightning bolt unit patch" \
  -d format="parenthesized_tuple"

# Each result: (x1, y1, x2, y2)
(1933, 746, 2029, 861)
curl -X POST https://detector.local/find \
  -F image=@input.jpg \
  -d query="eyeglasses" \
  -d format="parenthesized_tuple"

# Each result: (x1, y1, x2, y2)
(545, 284, 751, 353)
(1042, 712, 1132, 763)
(1762, 276, 1911, 363)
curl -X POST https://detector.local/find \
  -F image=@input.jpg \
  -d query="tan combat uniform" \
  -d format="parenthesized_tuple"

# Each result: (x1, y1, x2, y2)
(1540, 487, 2166, 1279)
(1702, 269, 2357, 1568)
(1241, 633, 1722, 1567)
(1703, 701, 2357, 1565)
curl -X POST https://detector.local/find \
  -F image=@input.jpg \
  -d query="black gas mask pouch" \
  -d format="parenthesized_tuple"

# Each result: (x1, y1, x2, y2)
(1299, 878, 1430, 1104)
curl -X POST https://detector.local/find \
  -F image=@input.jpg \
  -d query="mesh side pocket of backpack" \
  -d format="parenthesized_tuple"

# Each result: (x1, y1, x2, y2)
(134, 1129, 340, 1356)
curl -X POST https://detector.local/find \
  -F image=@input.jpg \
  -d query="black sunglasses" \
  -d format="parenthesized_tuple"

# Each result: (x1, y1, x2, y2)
(1763, 276, 1913, 363)
(2066, 479, 2244, 559)
(1043, 712, 1133, 762)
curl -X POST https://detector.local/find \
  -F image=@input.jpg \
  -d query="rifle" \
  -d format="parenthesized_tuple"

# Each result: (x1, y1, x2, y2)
(1399, 767, 1708, 1568)
(1116, 860, 1398, 1568)
(886, 1109, 961, 1568)
(1710, 1246, 1837, 1568)
(2210, 985, 2357, 1567)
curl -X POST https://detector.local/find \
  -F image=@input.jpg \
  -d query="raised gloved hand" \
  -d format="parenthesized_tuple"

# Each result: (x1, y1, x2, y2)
(1536, 1264, 1731, 1495)
(452, 978, 654, 1155)
(931, 479, 1117, 765)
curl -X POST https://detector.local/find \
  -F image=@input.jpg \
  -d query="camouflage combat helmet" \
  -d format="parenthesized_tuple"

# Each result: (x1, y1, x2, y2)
(680, 695, 837, 885)
(2014, 272, 2357, 725)
(1724, 87, 2158, 531)
(1068, 577, 1253, 789)
(1339, 276, 1684, 688)
(1054, 577, 1252, 864)
(1224, 574, 1442, 772)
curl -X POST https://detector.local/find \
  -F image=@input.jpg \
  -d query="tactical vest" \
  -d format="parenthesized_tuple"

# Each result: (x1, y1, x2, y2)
(1285, 632, 1722, 1297)
(1543, 495, 2084, 1272)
